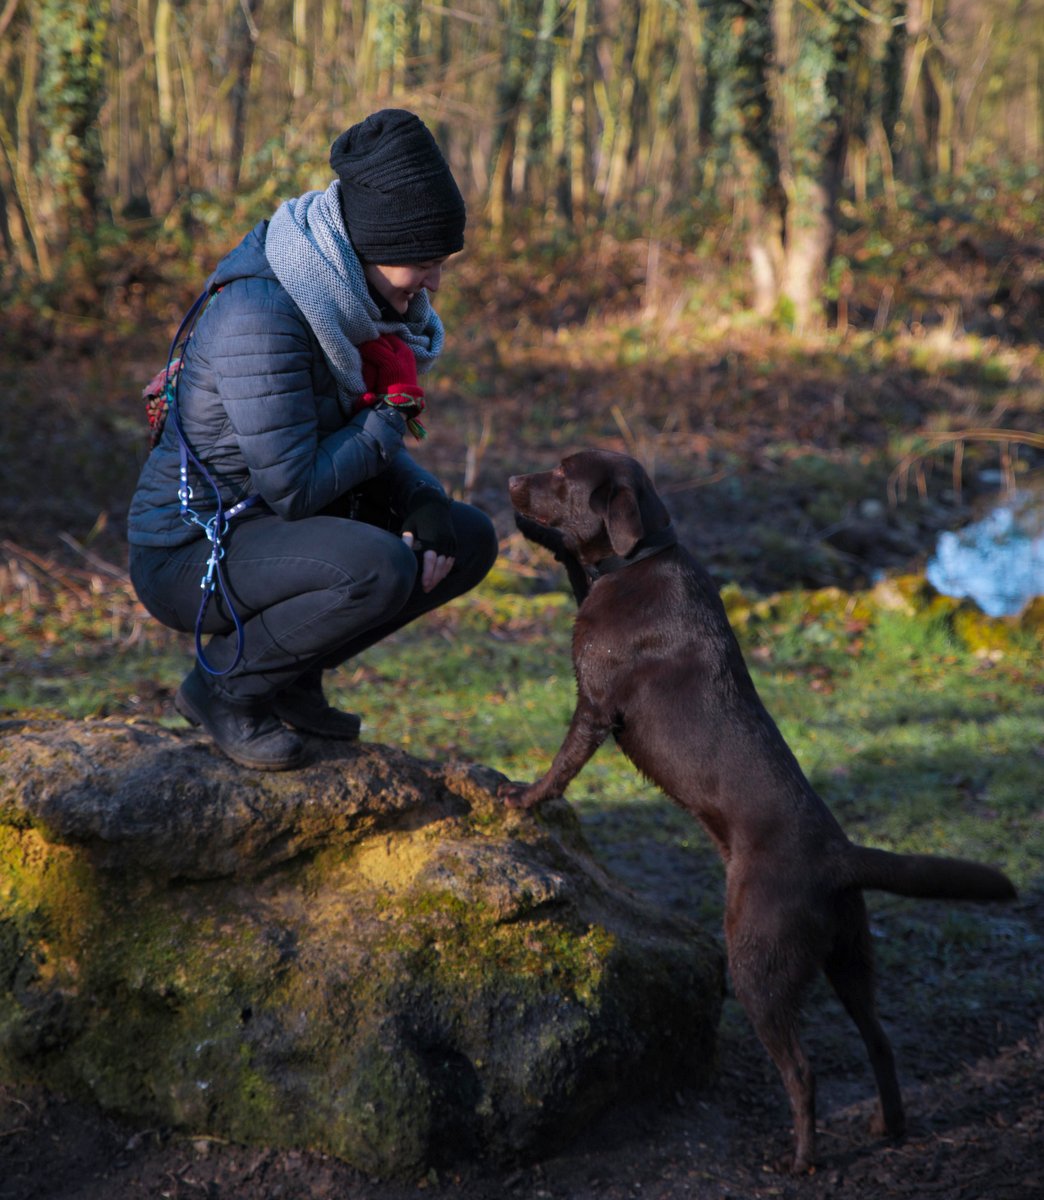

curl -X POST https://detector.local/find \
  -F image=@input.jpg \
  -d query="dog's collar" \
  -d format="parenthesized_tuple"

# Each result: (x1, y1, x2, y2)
(585, 525, 678, 580)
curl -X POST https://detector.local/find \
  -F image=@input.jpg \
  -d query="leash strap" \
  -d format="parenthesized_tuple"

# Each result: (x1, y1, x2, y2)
(164, 288, 259, 676)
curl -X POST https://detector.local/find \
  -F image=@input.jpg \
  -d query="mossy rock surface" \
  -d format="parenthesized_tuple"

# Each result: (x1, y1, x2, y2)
(0, 718, 724, 1179)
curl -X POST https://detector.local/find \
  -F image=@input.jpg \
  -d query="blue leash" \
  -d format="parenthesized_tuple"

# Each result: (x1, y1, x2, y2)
(163, 289, 258, 676)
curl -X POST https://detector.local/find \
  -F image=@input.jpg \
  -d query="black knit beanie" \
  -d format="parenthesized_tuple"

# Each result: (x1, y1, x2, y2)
(330, 109, 466, 264)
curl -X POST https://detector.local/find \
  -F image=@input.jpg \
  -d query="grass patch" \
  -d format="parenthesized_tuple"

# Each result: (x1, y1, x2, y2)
(6, 566, 1038, 892)
(4, 558, 1042, 1084)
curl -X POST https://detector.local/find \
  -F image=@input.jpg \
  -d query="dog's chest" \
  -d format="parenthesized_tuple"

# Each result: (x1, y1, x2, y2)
(571, 583, 651, 688)
(571, 617, 620, 681)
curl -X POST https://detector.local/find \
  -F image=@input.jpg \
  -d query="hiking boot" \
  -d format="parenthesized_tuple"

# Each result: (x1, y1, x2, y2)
(175, 665, 305, 771)
(273, 672, 362, 740)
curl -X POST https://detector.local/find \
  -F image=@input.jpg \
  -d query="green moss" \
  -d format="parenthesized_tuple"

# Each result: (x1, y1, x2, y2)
(1020, 595, 1044, 636)
(719, 581, 752, 625)
(950, 605, 1023, 654)
(0, 828, 293, 1125)
(439, 916, 613, 1007)
(226, 1053, 285, 1133)
(0, 826, 103, 947)
(366, 879, 615, 1011)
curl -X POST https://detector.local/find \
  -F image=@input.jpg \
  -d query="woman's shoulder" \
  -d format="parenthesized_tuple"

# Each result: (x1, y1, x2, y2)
(201, 272, 309, 347)
(201, 223, 298, 315)
(208, 221, 274, 288)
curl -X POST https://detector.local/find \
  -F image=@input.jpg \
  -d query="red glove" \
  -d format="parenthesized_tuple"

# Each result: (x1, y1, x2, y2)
(356, 334, 427, 439)
(358, 333, 419, 393)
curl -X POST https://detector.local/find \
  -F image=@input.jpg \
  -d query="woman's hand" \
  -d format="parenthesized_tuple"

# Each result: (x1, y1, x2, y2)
(401, 532, 455, 592)
(401, 489, 457, 592)
(358, 334, 420, 393)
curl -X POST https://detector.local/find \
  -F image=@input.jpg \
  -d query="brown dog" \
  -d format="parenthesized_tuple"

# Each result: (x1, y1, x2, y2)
(501, 449, 1016, 1173)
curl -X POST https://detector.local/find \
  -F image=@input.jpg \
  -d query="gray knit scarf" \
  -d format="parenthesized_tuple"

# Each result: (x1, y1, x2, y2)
(264, 180, 445, 411)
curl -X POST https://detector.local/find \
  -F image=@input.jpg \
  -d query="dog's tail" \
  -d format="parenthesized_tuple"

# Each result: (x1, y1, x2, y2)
(848, 844, 1016, 901)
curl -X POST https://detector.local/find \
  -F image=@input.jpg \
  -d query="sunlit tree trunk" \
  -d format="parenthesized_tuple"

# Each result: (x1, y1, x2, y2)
(706, 0, 897, 330)
(567, 0, 591, 227)
(596, 1, 640, 212)
(36, 0, 111, 292)
(769, 0, 865, 330)
(151, 0, 178, 210)
(0, 4, 51, 279)
(227, 0, 261, 190)
(703, 0, 786, 317)
(487, 0, 530, 237)
(896, 0, 930, 178)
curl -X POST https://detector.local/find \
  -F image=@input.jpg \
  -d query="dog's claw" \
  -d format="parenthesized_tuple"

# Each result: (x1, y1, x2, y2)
(498, 780, 540, 809)
(770, 1152, 814, 1176)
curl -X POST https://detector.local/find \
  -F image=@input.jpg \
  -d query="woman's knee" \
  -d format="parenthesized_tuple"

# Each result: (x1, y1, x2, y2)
(314, 525, 417, 608)
(450, 502, 499, 581)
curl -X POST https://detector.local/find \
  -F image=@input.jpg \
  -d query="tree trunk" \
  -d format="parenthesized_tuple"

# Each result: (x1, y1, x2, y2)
(707, 0, 897, 330)
(228, 0, 261, 190)
(35, 0, 111, 291)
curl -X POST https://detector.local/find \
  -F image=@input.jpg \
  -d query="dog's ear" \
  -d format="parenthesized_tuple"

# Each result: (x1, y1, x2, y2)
(637, 479, 672, 538)
(593, 481, 645, 557)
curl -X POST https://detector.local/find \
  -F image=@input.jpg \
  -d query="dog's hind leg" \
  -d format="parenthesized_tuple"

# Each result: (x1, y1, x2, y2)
(822, 895, 905, 1142)
(728, 945, 818, 1174)
(739, 991, 817, 1173)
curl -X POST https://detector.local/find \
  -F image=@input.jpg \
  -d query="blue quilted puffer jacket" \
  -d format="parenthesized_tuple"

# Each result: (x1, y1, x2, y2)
(128, 221, 443, 548)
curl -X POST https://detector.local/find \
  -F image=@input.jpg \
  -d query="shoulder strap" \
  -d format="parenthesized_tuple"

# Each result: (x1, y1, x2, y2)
(165, 287, 257, 676)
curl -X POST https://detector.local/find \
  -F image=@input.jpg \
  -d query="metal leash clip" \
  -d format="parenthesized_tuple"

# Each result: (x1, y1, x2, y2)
(199, 512, 232, 592)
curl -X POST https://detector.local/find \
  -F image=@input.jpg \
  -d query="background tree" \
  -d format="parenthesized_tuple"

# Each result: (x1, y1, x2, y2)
(1, 0, 111, 287)
(0, 0, 1039, 315)
(702, 0, 902, 331)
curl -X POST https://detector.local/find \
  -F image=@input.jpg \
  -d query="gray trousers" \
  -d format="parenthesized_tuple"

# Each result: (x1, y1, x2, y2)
(129, 500, 498, 704)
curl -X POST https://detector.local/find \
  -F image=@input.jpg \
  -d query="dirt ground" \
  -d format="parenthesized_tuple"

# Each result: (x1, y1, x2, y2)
(2, 1026, 1041, 1200)
(3, 838, 1041, 1200)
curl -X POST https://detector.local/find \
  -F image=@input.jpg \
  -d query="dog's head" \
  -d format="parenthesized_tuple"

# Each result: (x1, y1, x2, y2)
(509, 450, 673, 572)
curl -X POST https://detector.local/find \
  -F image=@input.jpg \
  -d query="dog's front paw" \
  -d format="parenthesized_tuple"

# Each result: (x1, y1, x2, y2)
(498, 780, 547, 810)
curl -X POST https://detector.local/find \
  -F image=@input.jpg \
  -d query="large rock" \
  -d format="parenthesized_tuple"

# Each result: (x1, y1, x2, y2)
(0, 718, 724, 1179)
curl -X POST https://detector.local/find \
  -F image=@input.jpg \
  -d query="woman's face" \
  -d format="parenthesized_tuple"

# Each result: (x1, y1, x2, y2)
(364, 259, 447, 315)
